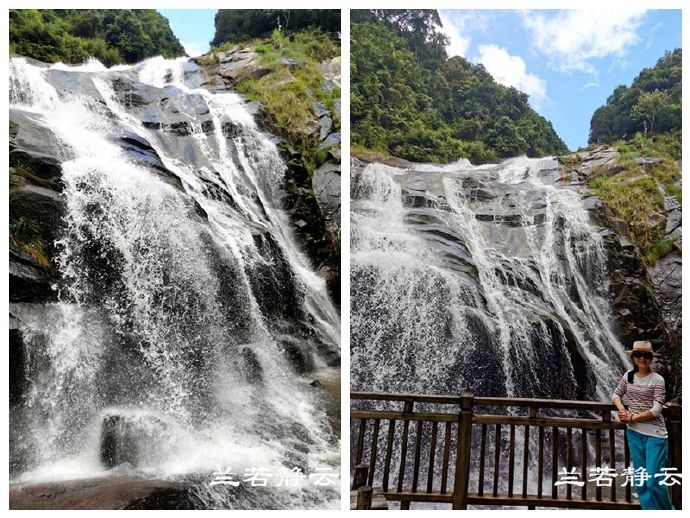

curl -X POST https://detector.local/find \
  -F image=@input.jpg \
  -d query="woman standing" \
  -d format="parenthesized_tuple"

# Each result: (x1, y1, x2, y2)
(612, 340, 674, 510)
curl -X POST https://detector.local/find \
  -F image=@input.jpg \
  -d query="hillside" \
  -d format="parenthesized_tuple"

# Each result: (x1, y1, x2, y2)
(351, 10, 568, 164)
(211, 9, 339, 47)
(589, 49, 681, 144)
(9, 9, 185, 67)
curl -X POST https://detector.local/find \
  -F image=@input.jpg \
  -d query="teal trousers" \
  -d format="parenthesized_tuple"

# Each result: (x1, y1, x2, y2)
(626, 429, 675, 510)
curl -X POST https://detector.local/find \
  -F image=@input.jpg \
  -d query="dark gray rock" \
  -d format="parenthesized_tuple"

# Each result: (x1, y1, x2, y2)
(100, 413, 171, 469)
(10, 109, 67, 191)
(312, 101, 329, 119)
(279, 57, 304, 68)
(634, 157, 664, 167)
(319, 115, 333, 141)
(312, 162, 341, 247)
(279, 339, 315, 374)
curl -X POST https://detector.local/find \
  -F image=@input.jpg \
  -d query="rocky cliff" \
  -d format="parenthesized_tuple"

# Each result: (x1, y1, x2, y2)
(193, 41, 341, 306)
(559, 146, 682, 400)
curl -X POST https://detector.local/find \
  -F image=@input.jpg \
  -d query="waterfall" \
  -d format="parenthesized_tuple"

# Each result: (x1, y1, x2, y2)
(9, 57, 340, 509)
(351, 158, 629, 401)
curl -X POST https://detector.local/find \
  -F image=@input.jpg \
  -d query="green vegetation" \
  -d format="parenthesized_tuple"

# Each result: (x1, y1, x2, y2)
(9, 9, 185, 67)
(219, 28, 340, 172)
(10, 217, 50, 269)
(589, 49, 681, 144)
(211, 9, 339, 47)
(351, 10, 569, 164)
(588, 132, 681, 264)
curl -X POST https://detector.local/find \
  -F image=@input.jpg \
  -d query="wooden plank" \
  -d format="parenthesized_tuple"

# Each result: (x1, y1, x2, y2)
(473, 397, 619, 412)
(398, 418, 411, 492)
(355, 418, 366, 465)
(440, 422, 451, 494)
(352, 464, 369, 490)
(467, 493, 639, 510)
(382, 419, 395, 492)
(508, 424, 515, 497)
(566, 427, 573, 500)
(493, 424, 501, 497)
(473, 414, 627, 430)
(624, 429, 632, 503)
(384, 490, 453, 503)
(426, 421, 438, 494)
(351, 410, 457, 423)
(411, 420, 423, 492)
(350, 487, 388, 510)
(594, 430, 601, 502)
(352, 392, 462, 405)
(609, 427, 616, 502)
(452, 392, 474, 510)
(552, 427, 558, 500)
(352, 392, 624, 412)
(581, 428, 587, 501)
(478, 423, 487, 497)
(537, 426, 544, 498)
(522, 425, 529, 498)
(356, 485, 373, 510)
(367, 419, 380, 487)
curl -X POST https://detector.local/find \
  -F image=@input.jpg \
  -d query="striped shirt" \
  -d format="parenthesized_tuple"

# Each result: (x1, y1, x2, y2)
(612, 371, 667, 438)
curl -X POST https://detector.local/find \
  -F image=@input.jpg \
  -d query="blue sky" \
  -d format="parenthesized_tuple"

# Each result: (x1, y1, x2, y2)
(439, 9, 682, 150)
(158, 9, 216, 58)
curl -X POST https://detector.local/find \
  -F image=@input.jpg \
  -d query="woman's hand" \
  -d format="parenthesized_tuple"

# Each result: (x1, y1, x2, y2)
(618, 410, 632, 422)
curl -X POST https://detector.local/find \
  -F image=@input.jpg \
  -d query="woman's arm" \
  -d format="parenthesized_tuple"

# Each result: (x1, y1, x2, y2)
(612, 377, 630, 421)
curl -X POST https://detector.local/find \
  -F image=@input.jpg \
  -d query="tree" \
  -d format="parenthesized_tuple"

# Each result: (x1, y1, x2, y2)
(589, 49, 681, 143)
(351, 10, 568, 163)
(632, 89, 671, 133)
(9, 9, 185, 66)
(211, 9, 339, 47)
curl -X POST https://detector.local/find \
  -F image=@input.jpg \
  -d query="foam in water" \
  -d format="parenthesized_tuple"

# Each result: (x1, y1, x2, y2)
(9, 57, 340, 508)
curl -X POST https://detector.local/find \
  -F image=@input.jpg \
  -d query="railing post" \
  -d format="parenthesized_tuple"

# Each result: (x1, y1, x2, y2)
(453, 391, 474, 510)
(356, 485, 373, 510)
(352, 463, 369, 490)
(666, 403, 682, 510)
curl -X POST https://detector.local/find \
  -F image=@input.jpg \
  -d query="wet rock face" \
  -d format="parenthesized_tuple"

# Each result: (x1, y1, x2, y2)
(566, 146, 682, 399)
(100, 414, 171, 469)
(351, 158, 614, 400)
(9, 476, 197, 510)
(193, 46, 342, 309)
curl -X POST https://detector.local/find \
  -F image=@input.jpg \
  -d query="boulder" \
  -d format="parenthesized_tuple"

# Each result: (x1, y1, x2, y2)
(10, 109, 66, 191)
(100, 413, 171, 469)
(319, 115, 333, 141)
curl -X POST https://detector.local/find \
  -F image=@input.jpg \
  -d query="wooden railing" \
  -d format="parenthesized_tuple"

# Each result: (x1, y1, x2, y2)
(351, 392, 682, 510)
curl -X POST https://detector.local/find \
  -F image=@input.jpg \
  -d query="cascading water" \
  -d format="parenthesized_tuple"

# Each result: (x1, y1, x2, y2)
(9, 56, 340, 509)
(350, 158, 634, 506)
(351, 158, 628, 400)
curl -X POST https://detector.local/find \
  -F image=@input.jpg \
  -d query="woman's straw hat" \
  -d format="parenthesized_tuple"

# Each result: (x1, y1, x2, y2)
(625, 340, 660, 356)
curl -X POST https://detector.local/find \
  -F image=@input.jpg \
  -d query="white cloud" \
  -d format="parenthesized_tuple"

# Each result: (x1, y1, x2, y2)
(580, 82, 600, 92)
(476, 44, 547, 107)
(521, 10, 646, 74)
(182, 41, 208, 58)
(439, 11, 470, 58)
